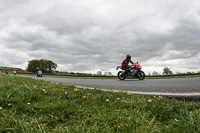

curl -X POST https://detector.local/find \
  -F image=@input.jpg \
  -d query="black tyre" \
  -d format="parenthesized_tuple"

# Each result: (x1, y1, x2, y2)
(118, 71, 126, 80)
(137, 71, 145, 80)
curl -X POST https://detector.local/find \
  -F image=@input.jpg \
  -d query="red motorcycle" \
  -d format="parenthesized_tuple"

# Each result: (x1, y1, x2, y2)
(116, 62, 145, 80)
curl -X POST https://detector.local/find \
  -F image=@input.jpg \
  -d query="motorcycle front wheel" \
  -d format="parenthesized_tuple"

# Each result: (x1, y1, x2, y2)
(118, 71, 126, 80)
(137, 71, 145, 80)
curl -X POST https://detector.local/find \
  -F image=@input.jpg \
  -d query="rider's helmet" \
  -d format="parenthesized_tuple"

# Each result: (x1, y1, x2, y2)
(126, 54, 131, 60)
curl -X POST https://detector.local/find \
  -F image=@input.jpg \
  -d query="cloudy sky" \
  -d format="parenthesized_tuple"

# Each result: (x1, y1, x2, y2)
(0, 0, 200, 75)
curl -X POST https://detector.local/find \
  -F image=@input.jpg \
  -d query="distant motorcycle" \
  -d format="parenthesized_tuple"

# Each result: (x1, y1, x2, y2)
(116, 62, 145, 80)
(37, 70, 42, 77)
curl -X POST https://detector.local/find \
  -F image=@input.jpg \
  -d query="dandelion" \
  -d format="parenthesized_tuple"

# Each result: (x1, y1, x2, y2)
(82, 96, 87, 99)
(74, 88, 79, 91)
(127, 93, 132, 96)
(147, 99, 152, 103)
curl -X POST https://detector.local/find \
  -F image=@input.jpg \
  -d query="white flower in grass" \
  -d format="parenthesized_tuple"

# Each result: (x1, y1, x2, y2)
(65, 92, 68, 95)
(117, 98, 120, 100)
(106, 99, 109, 102)
(43, 89, 47, 94)
(27, 103, 31, 105)
(0, 107, 2, 109)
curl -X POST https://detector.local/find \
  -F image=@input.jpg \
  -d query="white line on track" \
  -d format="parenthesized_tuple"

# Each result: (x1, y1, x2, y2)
(76, 86, 200, 97)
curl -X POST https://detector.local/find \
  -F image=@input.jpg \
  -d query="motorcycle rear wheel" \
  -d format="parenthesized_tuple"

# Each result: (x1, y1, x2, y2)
(137, 71, 145, 80)
(118, 71, 126, 80)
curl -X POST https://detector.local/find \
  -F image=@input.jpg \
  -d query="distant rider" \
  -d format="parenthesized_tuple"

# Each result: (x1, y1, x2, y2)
(121, 54, 134, 75)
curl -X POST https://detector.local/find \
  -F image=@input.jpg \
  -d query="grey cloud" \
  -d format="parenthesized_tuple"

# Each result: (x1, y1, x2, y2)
(131, 20, 200, 61)
(0, 0, 200, 74)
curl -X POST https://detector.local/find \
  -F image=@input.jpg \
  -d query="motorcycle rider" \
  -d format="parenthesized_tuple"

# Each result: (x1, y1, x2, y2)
(121, 54, 134, 75)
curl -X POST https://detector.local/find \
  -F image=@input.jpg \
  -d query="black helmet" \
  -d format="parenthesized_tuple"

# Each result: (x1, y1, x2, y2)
(126, 54, 131, 60)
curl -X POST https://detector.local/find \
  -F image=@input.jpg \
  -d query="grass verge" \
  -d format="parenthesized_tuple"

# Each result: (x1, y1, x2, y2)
(1, 73, 200, 132)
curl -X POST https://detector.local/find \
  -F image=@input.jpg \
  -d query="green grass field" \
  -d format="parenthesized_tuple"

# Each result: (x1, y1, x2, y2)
(1, 72, 200, 132)
(0, 67, 23, 71)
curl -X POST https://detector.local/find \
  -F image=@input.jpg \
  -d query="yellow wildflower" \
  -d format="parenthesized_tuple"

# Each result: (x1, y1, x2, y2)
(127, 93, 132, 96)
(74, 88, 79, 91)
(82, 96, 87, 99)
(147, 99, 152, 103)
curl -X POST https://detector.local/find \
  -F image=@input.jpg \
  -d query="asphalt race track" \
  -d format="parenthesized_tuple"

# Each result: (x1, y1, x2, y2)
(35, 76, 200, 98)
(17, 75, 200, 99)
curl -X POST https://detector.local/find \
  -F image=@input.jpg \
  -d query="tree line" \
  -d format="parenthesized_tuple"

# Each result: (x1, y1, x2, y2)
(27, 59, 199, 76)
(27, 59, 57, 73)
